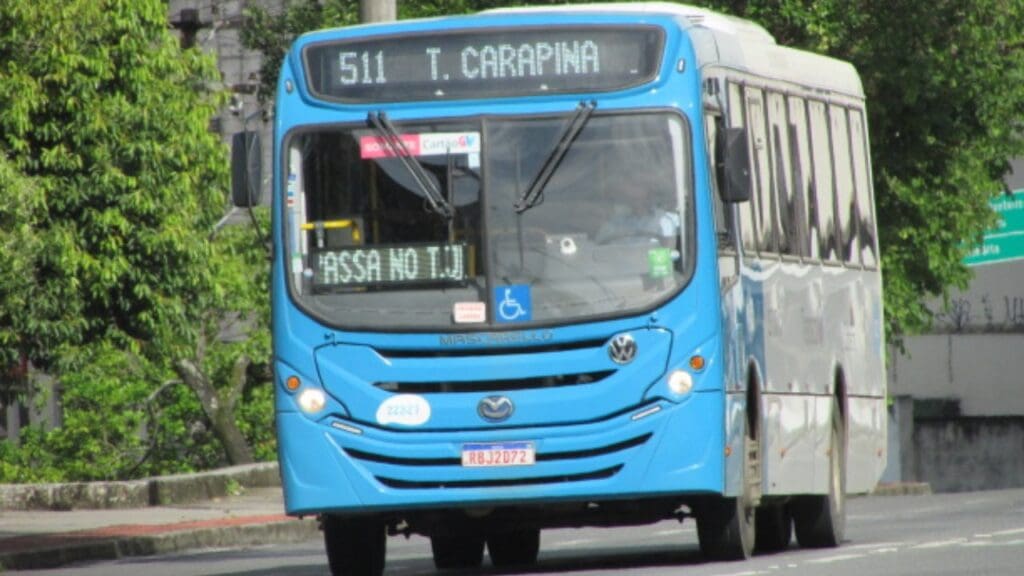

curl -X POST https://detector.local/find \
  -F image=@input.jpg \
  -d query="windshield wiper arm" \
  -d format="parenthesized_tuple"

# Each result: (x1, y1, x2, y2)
(367, 112, 453, 221)
(514, 100, 597, 214)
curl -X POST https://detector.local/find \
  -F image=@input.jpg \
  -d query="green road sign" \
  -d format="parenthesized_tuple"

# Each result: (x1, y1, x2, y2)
(965, 189, 1024, 266)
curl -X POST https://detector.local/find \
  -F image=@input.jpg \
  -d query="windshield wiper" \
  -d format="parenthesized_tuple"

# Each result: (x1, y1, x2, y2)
(367, 112, 453, 221)
(514, 100, 597, 214)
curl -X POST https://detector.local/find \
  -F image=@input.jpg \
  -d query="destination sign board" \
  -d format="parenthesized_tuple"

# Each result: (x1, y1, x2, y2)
(314, 243, 468, 288)
(965, 189, 1024, 267)
(303, 26, 663, 102)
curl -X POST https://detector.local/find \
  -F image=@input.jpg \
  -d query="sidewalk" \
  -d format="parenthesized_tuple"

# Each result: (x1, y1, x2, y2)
(0, 465, 319, 571)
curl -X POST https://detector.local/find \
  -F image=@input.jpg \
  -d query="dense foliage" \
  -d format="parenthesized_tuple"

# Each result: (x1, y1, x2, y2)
(244, 0, 1024, 342)
(0, 0, 273, 482)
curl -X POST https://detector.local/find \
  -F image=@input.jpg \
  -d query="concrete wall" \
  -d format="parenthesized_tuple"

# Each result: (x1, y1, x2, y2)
(912, 416, 1024, 493)
(889, 332, 1024, 417)
(885, 160, 1024, 490)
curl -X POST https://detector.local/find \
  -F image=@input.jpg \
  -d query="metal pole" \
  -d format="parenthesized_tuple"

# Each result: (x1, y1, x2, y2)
(360, 0, 396, 23)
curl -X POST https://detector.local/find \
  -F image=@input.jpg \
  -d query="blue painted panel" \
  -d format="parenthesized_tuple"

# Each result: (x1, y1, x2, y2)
(271, 12, 728, 515)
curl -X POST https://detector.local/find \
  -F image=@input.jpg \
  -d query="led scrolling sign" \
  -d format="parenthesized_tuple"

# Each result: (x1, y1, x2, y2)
(303, 26, 664, 102)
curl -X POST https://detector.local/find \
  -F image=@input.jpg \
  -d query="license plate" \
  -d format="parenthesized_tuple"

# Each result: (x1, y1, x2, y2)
(461, 441, 536, 467)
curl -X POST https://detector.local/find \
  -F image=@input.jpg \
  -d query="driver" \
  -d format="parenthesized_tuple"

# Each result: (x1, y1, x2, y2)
(595, 185, 680, 245)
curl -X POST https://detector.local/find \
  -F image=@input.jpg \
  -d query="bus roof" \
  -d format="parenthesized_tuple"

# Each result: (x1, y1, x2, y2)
(485, 2, 864, 99)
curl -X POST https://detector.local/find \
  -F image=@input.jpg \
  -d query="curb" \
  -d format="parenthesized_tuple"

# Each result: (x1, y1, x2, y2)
(0, 515, 319, 571)
(0, 463, 281, 511)
(870, 482, 932, 496)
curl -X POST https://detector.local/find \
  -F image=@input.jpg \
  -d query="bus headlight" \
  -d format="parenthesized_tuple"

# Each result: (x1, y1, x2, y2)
(667, 369, 694, 396)
(298, 388, 327, 414)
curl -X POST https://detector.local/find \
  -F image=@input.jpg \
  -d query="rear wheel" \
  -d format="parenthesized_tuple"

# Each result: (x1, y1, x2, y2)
(487, 528, 541, 567)
(793, 397, 846, 548)
(754, 502, 792, 553)
(322, 514, 386, 576)
(430, 534, 485, 570)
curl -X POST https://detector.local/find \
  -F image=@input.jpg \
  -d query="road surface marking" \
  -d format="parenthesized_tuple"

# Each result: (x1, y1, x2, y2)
(845, 541, 904, 550)
(548, 538, 596, 548)
(806, 553, 865, 564)
(991, 527, 1024, 538)
(912, 538, 967, 549)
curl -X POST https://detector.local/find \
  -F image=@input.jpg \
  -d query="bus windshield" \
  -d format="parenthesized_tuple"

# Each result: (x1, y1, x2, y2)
(283, 111, 692, 330)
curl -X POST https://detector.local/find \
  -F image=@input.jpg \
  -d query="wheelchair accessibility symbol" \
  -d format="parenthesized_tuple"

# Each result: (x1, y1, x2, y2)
(495, 285, 532, 323)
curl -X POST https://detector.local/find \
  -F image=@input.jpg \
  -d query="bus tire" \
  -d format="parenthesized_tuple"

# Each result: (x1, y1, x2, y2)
(487, 528, 540, 567)
(793, 396, 846, 548)
(323, 514, 386, 576)
(697, 433, 756, 561)
(430, 534, 485, 569)
(754, 502, 792, 553)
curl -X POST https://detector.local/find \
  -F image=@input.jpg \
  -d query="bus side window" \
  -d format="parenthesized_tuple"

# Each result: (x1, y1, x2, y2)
(808, 100, 838, 262)
(728, 82, 758, 255)
(788, 96, 814, 260)
(830, 105, 857, 263)
(849, 108, 878, 267)
(745, 87, 776, 254)
(705, 112, 732, 247)
(767, 91, 798, 256)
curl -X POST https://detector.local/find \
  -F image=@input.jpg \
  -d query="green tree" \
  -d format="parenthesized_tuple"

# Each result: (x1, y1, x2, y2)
(0, 156, 43, 371)
(244, 0, 1024, 342)
(0, 0, 273, 481)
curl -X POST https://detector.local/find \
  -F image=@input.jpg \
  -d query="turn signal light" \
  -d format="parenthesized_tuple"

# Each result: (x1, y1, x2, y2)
(285, 376, 301, 391)
(689, 355, 706, 372)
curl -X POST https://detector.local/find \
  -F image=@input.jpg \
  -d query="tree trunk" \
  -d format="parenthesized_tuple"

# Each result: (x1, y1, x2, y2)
(174, 357, 254, 465)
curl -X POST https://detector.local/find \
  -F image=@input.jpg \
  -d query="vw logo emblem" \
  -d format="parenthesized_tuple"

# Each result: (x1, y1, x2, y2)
(478, 396, 515, 423)
(608, 333, 638, 365)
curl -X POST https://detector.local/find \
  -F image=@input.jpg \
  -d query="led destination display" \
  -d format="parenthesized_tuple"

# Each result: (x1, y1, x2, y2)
(303, 26, 663, 102)
(314, 243, 468, 288)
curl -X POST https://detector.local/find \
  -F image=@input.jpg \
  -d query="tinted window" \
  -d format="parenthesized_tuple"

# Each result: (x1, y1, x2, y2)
(830, 105, 856, 263)
(768, 92, 797, 255)
(746, 87, 775, 253)
(729, 83, 757, 253)
(849, 109, 877, 267)
(788, 97, 813, 258)
(808, 100, 838, 262)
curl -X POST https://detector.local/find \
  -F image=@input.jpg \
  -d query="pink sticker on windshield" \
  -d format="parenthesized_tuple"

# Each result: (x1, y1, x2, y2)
(360, 134, 421, 158)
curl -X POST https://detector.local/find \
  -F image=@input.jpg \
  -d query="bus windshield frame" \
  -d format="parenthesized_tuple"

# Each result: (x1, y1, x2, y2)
(280, 109, 695, 332)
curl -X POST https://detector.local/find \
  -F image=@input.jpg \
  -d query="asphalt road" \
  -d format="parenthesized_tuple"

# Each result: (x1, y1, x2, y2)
(15, 488, 1024, 576)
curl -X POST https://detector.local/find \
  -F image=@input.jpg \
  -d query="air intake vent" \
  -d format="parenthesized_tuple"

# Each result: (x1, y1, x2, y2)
(345, 434, 652, 467)
(375, 338, 607, 359)
(375, 370, 613, 394)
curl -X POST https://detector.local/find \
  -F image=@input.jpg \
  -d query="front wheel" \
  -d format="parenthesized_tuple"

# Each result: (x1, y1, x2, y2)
(697, 434, 757, 560)
(487, 529, 541, 567)
(322, 514, 386, 576)
(793, 397, 846, 548)
(697, 495, 755, 561)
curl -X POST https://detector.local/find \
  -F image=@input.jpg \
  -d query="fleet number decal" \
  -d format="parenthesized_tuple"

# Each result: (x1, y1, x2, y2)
(376, 394, 431, 426)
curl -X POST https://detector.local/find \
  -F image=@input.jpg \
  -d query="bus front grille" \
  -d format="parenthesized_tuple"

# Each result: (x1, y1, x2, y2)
(375, 465, 623, 490)
(344, 433, 651, 467)
(373, 370, 613, 394)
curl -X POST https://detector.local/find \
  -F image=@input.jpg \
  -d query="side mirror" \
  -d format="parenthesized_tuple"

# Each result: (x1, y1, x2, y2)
(717, 127, 751, 204)
(231, 131, 262, 207)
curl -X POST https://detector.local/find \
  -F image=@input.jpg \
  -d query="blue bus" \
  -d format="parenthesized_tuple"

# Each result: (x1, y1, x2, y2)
(269, 3, 887, 574)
